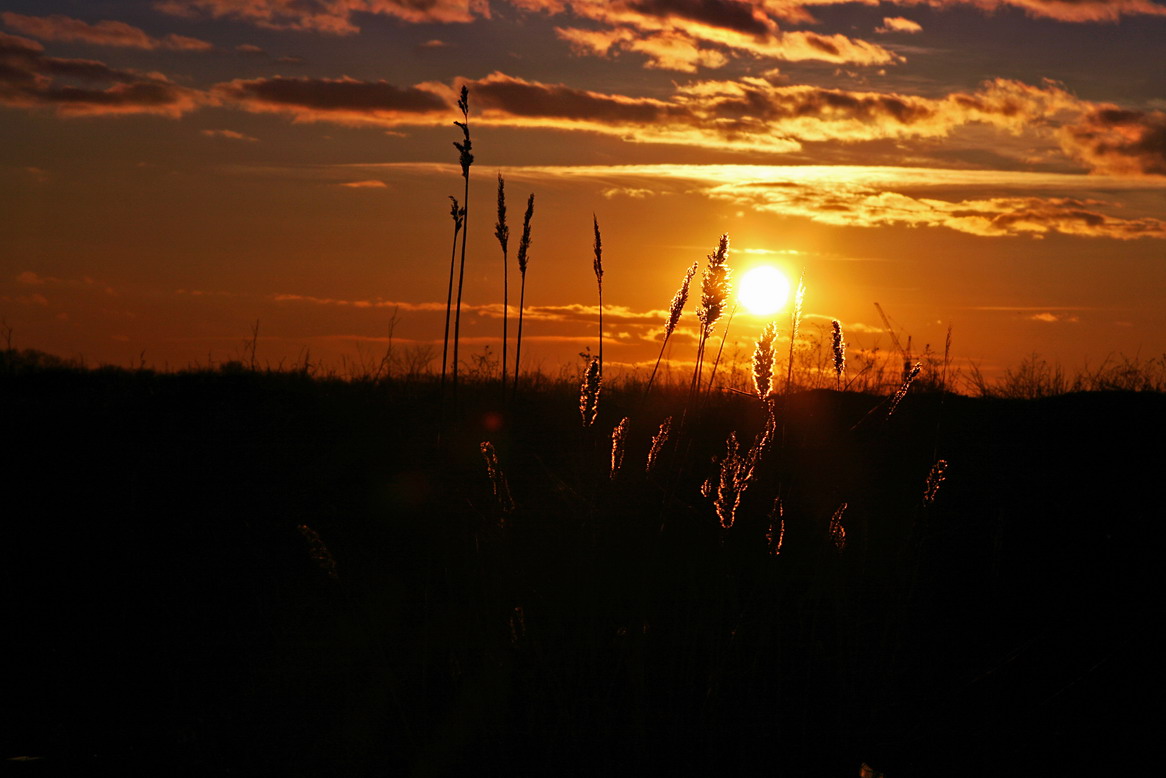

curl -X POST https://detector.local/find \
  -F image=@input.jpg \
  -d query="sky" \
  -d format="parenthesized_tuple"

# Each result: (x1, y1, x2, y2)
(2, 0, 1164, 384)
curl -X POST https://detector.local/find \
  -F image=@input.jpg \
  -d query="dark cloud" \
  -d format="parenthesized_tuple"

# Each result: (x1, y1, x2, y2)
(214, 76, 449, 124)
(626, 0, 776, 36)
(0, 31, 200, 116)
(1060, 107, 1166, 176)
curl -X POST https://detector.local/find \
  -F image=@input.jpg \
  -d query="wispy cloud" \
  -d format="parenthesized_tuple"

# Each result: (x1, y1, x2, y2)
(367, 161, 1166, 239)
(339, 179, 388, 188)
(201, 128, 258, 141)
(2, 12, 212, 51)
(154, 0, 487, 34)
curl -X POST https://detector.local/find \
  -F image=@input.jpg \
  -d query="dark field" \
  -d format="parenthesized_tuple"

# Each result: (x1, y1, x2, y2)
(3, 357, 1163, 777)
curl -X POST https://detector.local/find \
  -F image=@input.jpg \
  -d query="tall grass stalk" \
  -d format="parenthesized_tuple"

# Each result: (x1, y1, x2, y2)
(592, 216, 604, 379)
(784, 270, 805, 395)
(450, 86, 473, 396)
(494, 173, 510, 389)
(512, 193, 535, 397)
(440, 196, 464, 395)
(691, 234, 731, 398)
(645, 261, 697, 398)
(705, 302, 737, 395)
(831, 319, 845, 389)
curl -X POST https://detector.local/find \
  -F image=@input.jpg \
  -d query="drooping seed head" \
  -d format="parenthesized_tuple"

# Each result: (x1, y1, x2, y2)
(646, 416, 672, 473)
(665, 262, 698, 339)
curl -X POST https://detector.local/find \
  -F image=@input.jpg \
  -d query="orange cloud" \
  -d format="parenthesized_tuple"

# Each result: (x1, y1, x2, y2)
(537, 0, 902, 69)
(894, 0, 1166, 23)
(212, 69, 1161, 176)
(875, 16, 923, 33)
(201, 128, 258, 141)
(2, 12, 212, 51)
(0, 32, 203, 117)
(385, 162, 1166, 239)
(154, 0, 488, 34)
(339, 179, 389, 188)
(1058, 107, 1166, 177)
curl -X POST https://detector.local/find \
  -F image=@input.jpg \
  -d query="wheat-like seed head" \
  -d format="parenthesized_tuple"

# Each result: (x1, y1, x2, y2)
(766, 498, 784, 556)
(610, 416, 629, 479)
(517, 193, 534, 275)
(494, 173, 509, 254)
(449, 195, 464, 233)
(923, 459, 949, 505)
(887, 361, 922, 418)
(665, 262, 698, 339)
(579, 357, 601, 427)
(647, 416, 671, 473)
(831, 320, 845, 379)
(697, 234, 731, 337)
(452, 86, 472, 179)
(828, 503, 847, 552)
(592, 215, 604, 286)
(752, 322, 778, 400)
(480, 441, 515, 516)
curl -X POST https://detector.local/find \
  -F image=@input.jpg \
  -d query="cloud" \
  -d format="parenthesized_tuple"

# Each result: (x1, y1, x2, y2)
(1029, 312, 1079, 323)
(542, 0, 902, 70)
(154, 0, 488, 34)
(201, 128, 258, 141)
(213, 75, 450, 125)
(895, 0, 1166, 23)
(371, 162, 1166, 239)
(339, 179, 389, 188)
(0, 32, 203, 117)
(1058, 107, 1166, 177)
(2, 12, 212, 51)
(875, 16, 923, 34)
(466, 72, 1081, 153)
(212, 69, 1162, 177)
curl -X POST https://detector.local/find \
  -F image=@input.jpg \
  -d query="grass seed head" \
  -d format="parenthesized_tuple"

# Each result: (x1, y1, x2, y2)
(480, 441, 515, 516)
(697, 234, 731, 337)
(831, 320, 846, 380)
(753, 322, 778, 400)
(646, 416, 672, 472)
(923, 459, 949, 505)
(766, 498, 785, 556)
(494, 173, 509, 254)
(579, 356, 602, 427)
(610, 416, 629, 479)
(665, 261, 698, 339)
(517, 193, 535, 275)
(829, 503, 848, 552)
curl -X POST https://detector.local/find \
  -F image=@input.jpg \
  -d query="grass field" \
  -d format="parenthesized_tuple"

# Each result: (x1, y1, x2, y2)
(2, 349, 1162, 776)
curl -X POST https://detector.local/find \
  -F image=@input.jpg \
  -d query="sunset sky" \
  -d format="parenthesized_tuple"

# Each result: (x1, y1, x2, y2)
(2, 0, 1164, 382)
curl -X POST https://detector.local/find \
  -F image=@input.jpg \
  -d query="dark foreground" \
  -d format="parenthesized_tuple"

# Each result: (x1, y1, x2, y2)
(3, 360, 1163, 776)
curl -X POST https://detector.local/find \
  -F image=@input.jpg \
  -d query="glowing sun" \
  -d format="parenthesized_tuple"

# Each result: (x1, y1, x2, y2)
(738, 265, 791, 316)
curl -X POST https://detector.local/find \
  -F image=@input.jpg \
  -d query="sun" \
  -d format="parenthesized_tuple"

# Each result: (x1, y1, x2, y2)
(738, 265, 791, 316)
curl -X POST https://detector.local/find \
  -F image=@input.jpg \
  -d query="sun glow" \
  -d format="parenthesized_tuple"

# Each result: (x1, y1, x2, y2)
(738, 265, 791, 316)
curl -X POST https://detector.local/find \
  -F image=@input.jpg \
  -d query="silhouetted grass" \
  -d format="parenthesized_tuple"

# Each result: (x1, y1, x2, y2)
(1, 351, 1163, 776)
